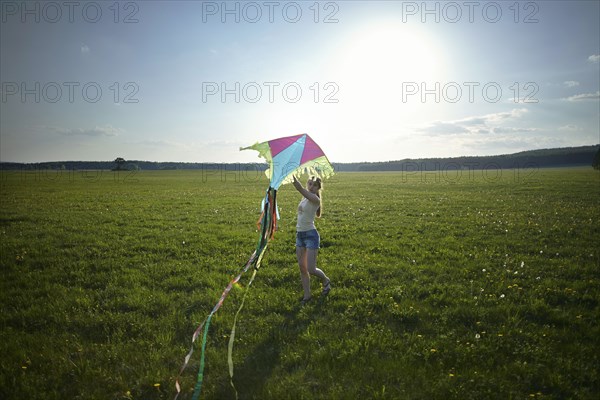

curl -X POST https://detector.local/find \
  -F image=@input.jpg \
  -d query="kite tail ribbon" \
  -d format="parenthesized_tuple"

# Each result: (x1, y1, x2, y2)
(176, 187, 278, 400)
(226, 187, 277, 397)
(256, 187, 278, 245)
(227, 267, 257, 400)
(174, 251, 257, 400)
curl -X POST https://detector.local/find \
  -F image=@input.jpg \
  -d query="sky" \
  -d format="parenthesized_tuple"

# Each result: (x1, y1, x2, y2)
(1, 0, 599, 163)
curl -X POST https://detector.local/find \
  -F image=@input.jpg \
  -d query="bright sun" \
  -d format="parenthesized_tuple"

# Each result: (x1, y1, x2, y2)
(337, 21, 444, 112)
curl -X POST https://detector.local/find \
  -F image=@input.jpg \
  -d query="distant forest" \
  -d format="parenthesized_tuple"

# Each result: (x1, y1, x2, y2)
(1, 145, 599, 172)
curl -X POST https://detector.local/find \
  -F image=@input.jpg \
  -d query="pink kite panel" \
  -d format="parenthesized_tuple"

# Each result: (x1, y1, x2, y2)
(268, 134, 304, 157)
(300, 135, 326, 164)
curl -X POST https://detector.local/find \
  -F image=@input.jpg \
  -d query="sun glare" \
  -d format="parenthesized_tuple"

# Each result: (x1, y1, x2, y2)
(337, 22, 444, 109)
(355, 25, 438, 78)
(329, 21, 447, 140)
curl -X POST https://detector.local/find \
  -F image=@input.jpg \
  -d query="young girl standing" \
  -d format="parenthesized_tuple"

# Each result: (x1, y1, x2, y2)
(292, 175, 331, 304)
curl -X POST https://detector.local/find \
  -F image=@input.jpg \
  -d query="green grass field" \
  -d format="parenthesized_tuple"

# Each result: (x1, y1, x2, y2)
(1, 167, 599, 399)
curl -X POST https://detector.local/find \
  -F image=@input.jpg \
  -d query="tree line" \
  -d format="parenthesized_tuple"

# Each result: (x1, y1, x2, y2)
(1, 145, 598, 172)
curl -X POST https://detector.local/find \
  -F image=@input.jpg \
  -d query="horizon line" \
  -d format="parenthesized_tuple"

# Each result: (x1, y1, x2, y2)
(1, 144, 598, 165)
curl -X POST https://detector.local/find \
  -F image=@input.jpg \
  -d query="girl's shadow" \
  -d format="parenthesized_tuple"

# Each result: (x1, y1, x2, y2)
(213, 297, 328, 399)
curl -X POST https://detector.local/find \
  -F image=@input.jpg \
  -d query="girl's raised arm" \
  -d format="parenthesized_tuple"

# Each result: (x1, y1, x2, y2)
(293, 176, 320, 204)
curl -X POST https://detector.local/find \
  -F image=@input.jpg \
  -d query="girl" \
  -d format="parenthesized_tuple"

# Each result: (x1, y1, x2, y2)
(292, 175, 331, 304)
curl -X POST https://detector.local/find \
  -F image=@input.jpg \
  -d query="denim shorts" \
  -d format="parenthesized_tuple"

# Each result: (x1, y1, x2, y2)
(296, 229, 320, 249)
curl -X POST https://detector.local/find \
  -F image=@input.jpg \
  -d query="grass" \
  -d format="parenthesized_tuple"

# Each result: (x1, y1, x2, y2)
(1, 167, 599, 399)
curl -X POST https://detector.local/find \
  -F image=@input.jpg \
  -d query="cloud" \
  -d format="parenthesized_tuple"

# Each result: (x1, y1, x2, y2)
(81, 44, 90, 54)
(564, 80, 580, 87)
(134, 139, 181, 147)
(484, 108, 528, 122)
(455, 109, 528, 125)
(417, 108, 532, 136)
(492, 127, 538, 134)
(588, 54, 600, 63)
(463, 135, 571, 154)
(565, 91, 600, 101)
(417, 122, 469, 135)
(507, 97, 539, 104)
(455, 116, 487, 126)
(53, 124, 122, 137)
(558, 124, 581, 132)
(206, 139, 246, 148)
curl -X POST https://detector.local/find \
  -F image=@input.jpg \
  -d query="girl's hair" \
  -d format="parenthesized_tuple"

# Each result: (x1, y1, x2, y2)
(311, 176, 323, 218)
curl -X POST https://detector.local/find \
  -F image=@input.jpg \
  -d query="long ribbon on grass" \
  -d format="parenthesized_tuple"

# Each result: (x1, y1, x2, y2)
(228, 267, 258, 400)
(175, 188, 278, 400)
(174, 250, 257, 399)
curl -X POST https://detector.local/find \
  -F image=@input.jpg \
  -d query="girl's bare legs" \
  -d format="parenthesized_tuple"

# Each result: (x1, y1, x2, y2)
(297, 247, 311, 300)
(297, 247, 329, 300)
(306, 248, 328, 283)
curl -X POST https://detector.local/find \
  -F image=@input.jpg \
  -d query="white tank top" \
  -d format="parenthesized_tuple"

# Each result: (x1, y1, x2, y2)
(296, 197, 319, 232)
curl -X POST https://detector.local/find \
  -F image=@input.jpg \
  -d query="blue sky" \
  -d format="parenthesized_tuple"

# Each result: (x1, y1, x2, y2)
(1, 0, 599, 163)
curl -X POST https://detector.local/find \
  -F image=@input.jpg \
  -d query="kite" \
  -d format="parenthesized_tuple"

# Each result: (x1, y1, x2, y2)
(175, 133, 334, 399)
(242, 133, 335, 190)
